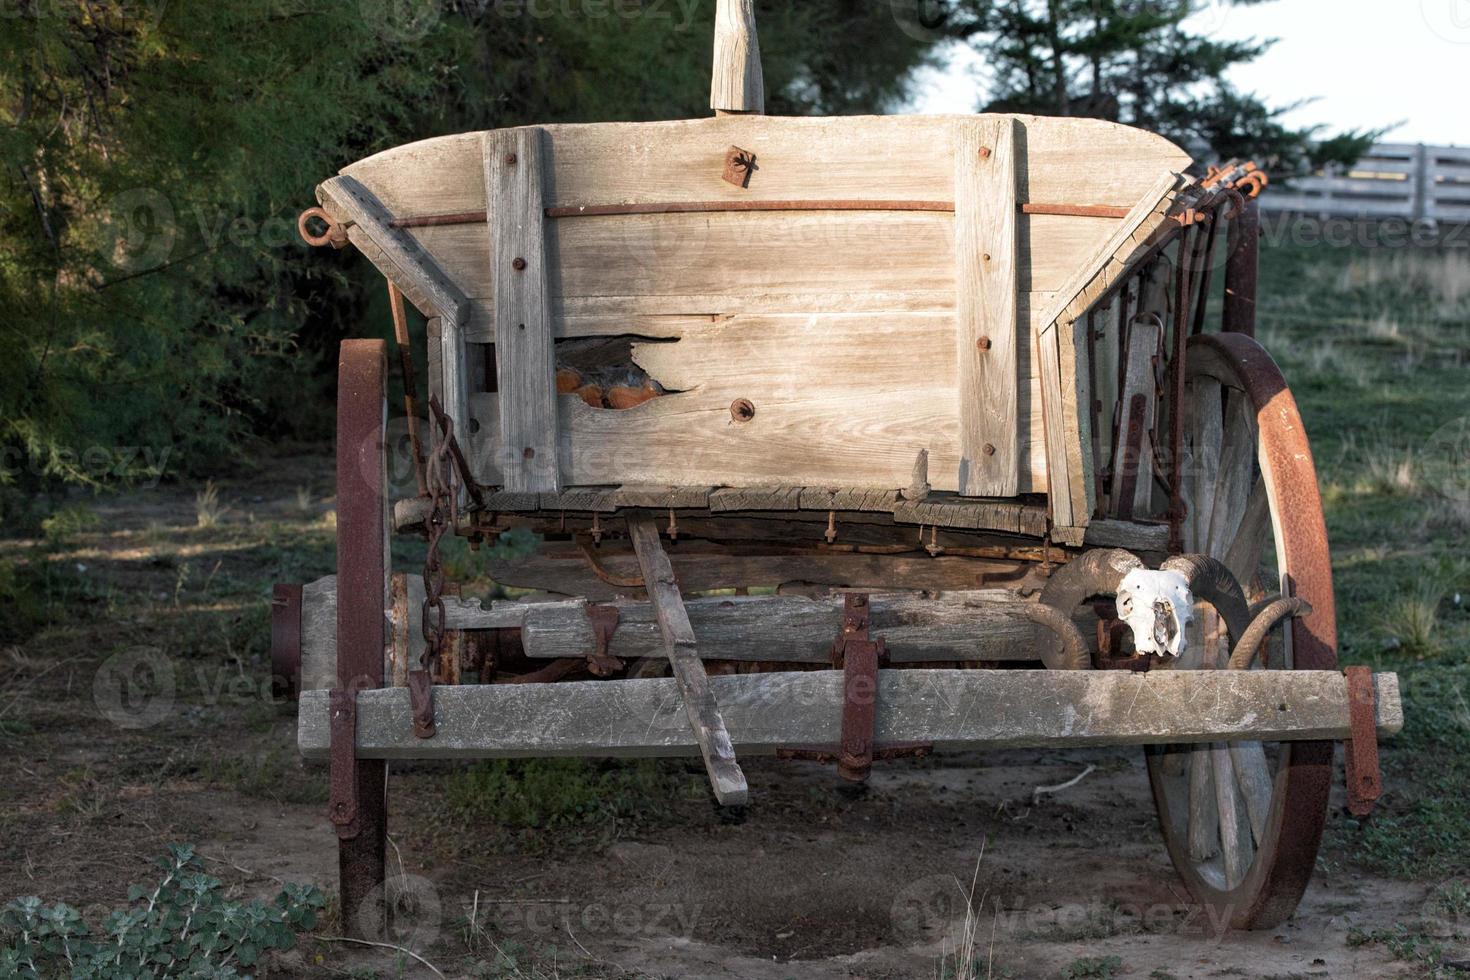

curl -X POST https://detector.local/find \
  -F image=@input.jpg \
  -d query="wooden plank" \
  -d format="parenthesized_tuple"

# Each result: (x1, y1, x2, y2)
(710, 0, 763, 113)
(1038, 170, 1187, 335)
(317, 175, 470, 326)
(484, 128, 559, 492)
(1036, 323, 1073, 527)
(519, 589, 1047, 664)
(708, 486, 802, 511)
(1109, 318, 1162, 518)
(318, 178, 473, 459)
(417, 210, 1108, 314)
(298, 668, 1404, 761)
(341, 116, 1191, 219)
(1060, 315, 1095, 522)
(626, 514, 748, 805)
(1082, 519, 1170, 552)
(487, 550, 1041, 599)
(955, 117, 1021, 495)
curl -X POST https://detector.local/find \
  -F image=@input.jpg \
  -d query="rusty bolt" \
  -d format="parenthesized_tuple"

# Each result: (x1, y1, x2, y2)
(506, 152, 518, 165)
(730, 398, 755, 423)
(977, 337, 992, 351)
(982, 443, 996, 456)
(982, 253, 992, 262)
(978, 146, 991, 160)
(512, 257, 527, 271)
(523, 447, 535, 459)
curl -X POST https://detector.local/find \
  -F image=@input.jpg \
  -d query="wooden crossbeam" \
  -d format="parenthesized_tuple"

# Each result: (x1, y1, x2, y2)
(298, 668, 1403, 762)
(625, 513, 748, 805)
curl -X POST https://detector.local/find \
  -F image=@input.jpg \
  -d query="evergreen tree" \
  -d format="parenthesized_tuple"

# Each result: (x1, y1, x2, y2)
(912, 0, 1378, 173)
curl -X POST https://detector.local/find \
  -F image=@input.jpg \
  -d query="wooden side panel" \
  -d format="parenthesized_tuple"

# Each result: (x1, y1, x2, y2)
(955, 117, 1020, 495)
(484, 128, 559, 492)
(466, 307, 1054, 492)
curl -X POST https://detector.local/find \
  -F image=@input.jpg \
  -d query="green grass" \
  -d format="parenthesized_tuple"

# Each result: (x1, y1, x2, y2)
(1255, 226, 1470, 884)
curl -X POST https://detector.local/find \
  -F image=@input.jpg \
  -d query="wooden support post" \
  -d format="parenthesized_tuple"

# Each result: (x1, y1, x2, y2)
(484, 127, 560, 492)
(955, 117, 1021, 496)
(626, 513, 748, 805)
(710, 0, 763, 114)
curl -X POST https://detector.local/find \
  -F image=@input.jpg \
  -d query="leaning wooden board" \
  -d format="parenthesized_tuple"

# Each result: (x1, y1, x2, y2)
(321, 114, 1190, 501)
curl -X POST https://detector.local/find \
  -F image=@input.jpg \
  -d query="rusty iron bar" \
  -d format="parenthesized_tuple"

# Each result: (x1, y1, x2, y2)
(1222, 196, 1260, 336)
(1167, 224, 1196, 553)
(332, 339, 389, 939)
(385, 200, 1134, 228)
(387, 282, 428, 497)
(1343, 665, 1384, 817)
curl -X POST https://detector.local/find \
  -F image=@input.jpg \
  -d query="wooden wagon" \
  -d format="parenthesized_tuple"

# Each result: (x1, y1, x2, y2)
(275, 2, 1401, 940)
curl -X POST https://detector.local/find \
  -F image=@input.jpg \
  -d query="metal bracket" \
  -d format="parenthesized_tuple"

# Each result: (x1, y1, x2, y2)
(328, 687, 360, 838)
(585, 604, 624, 677)
(722, 145, 757, 188)
(1343, 665, 1383, 817)
(779, 594, 931, 781)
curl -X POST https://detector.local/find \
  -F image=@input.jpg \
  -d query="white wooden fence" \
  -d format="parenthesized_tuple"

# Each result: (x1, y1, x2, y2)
(1259, 143, 1470, 222)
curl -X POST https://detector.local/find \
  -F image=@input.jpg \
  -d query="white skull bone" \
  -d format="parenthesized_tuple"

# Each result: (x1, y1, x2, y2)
(1115, 568, 1195, 657)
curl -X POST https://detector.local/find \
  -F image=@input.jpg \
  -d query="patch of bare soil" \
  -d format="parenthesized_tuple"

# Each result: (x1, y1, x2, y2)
(0, 464, 1440, 978)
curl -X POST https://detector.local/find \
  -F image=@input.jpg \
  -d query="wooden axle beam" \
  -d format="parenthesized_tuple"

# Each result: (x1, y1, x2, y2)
(299, 668, 1402, 762)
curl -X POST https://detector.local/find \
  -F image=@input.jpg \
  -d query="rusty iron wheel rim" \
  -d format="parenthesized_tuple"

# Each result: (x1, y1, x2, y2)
(1146, 332, 1336, 930)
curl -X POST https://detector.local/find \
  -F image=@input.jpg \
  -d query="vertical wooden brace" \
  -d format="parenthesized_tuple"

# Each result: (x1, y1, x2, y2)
(954, 117, 1021, 496)
(710, 0, 764, 114)
(484, 127, 560, 492)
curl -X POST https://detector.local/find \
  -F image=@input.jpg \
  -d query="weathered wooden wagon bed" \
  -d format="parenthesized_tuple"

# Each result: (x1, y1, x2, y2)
(275, 1, 1400, 942)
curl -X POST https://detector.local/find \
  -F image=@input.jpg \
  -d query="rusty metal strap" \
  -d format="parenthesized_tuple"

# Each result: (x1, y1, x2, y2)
(1343, 665, 1383, 817)
(408, 669, 436, 739)
(585, 604, 624, 677)
(328, 688, 360, 839)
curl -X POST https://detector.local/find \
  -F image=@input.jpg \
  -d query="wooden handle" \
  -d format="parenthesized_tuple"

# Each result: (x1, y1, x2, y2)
(710, 0, 763, 115)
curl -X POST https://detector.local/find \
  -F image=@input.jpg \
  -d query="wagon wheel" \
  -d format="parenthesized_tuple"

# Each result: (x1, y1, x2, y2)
(1145, 332, 1337, 930)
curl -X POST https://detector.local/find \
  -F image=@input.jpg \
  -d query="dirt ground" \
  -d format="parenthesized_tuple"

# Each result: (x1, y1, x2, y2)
(0, 458, 1458, 979)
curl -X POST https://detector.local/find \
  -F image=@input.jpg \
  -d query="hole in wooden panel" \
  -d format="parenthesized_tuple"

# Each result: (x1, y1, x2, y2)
(554, 335, 681, 410)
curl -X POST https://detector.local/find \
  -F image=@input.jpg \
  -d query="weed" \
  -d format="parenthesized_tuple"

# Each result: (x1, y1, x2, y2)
(1382, 582, 1448, 657)
(1062, 955, 1123, 979)
(194, 480, 227, 528)
(0, 843, 324, 977)
(446, 758, 691, 836)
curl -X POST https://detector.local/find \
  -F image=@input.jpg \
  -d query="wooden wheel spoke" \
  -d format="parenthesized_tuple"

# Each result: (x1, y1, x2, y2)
(1223, 475, 1270, 593)
(1211, 742, 1252, 888)
(1230, 740, 1274, 846)
(1188, 747, 1220, 860)
(1206, 387, 1255, 560)
(1185, 377, 1223, 554)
